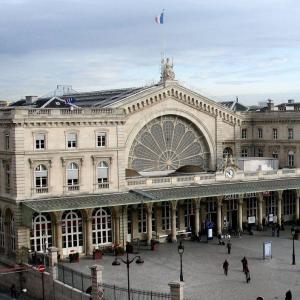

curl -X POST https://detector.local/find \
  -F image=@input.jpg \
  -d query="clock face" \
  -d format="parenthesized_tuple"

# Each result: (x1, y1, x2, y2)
(225, 168, 234, 179)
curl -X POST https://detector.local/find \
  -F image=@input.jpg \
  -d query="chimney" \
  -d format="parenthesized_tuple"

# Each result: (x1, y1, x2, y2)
(288, 99, 294, 104)
(267, 99, 274, 111)
(25, 96, 38, 105)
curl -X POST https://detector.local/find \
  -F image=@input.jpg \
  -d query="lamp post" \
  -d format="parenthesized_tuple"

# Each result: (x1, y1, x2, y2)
(112, 250, 144, 300)
(291, 228, 296, 265)
(178, 241, 184, 282)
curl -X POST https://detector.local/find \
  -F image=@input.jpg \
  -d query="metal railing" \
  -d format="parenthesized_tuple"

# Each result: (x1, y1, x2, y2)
(56, 264, 171, 299)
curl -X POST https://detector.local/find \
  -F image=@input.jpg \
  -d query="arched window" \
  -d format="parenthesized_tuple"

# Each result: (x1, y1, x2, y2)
(0, 210, 4, 248)
(97, 162, 109, 189)
(288, 151, 294, 167)
(62, 210, 83, 255)
(67, 162, 79, 191)
(35, 165, 48, 193)
(92, 208, 112, 246)
(223, 147, 233, 158)
(30, 213, 52, 252)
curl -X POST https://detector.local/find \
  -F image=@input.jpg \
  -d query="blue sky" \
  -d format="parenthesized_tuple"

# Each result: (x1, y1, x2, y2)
(1, 0, 300, 105)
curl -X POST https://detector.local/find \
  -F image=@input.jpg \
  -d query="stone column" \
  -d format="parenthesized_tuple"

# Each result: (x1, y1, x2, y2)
(90, 265, 104, 300)
(146, 203, 153, 245)
(257, 193, 263, 231)
(55, 220, 63, 258)
(86, 217, 93, 256)
(171, 201, 177, 242)
(169, 281, 184, 300)
(193, 198, 201, 235)
(277, 190, 283, 226)
(217, 197, 223, 235)
(112, 207, 121, 245)
(238, 197, 243, 232)
(296, 190, 300, 222)
(48, 247, 58, 280)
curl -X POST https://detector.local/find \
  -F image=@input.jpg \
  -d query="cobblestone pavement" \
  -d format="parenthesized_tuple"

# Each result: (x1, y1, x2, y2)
(62, 226, 300, 300)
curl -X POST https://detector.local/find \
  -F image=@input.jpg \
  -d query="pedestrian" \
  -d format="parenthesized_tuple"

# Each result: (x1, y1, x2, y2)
(285, 290, 292, 300)
(241, 256, 248, 273)
(223, 259, 229, 276)
(245, 265, 251, 283)
(227, 240, 232, 254)
(277, 224, 280, 237)
(10, 284, 17, 299)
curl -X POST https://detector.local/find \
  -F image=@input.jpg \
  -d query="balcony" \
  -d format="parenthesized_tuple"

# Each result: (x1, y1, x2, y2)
(65, 185, 80, 192)
(97, 183, 110, 189)
(33, 187, 49, 194)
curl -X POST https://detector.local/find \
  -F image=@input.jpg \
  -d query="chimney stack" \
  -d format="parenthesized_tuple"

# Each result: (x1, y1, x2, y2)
(267, 99, 274, 111)
(25, 96, 38, 105)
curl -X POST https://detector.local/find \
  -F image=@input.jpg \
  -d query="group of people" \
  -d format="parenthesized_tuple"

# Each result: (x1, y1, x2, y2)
(222, 256, 250, 283)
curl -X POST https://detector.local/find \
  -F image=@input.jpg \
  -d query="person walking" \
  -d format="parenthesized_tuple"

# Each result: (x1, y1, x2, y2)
(277, 223, 280, 237)
(285, 290, 292, 300)
(10, 284, 17, 299)
(227, 240, 232, 254)
(223, 259, 229, 276)
(245, 265, 251, 283)
(241, 256, 248, 273)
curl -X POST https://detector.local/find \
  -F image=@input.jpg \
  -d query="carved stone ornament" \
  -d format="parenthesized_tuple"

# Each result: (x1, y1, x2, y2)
(161, 58, 175, 81)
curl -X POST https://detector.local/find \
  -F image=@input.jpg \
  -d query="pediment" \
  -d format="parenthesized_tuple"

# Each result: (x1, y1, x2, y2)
(110, 81, 243, 126)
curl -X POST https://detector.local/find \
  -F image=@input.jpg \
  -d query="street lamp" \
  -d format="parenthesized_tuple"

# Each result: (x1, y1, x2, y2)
(178, 241, 184, 282)
(112, 250, 144, 300)
(291, 228, 296, 265)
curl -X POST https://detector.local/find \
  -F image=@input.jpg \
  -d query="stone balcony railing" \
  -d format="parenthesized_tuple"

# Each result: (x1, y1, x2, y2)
(0, 107, 126, 120)
(126, 168, 300, 188)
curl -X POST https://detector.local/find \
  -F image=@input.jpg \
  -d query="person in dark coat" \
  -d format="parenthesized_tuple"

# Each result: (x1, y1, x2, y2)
(285, 290, 292, 300)
(241, 256, 248, 273)
(10, 284, 17, 299)
(277, 224, 280, 237)
(227, 241, 232, 254)
(223, 259, 229, 276)
(245, 265, 251, 283)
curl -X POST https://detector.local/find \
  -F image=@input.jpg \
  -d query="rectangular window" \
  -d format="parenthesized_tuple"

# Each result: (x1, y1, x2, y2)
(273, 128, 278, 140)
(241, 129, 247, 139)
(5, 134, 9, 150)
(272, 152, 278, 159)
(67, 133, 77, 149)
(258, 128, 263, 139)
(35, 133, 45, 150)
(288, 128, 294, 140)
(283, 190, 295, 215)
(241, 148, 248, 157)
(138, 205, 147, 233)
(258, 148, 263, 157)
(288, 152, 294, 167)
(97, 133, 106, 147)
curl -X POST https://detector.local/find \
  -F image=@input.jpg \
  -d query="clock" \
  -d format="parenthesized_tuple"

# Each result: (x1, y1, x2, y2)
(225, 167, 235, 179)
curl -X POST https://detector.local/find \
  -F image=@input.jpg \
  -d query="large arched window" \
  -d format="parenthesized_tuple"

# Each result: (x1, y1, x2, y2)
(162, 202, 179, 230)
(92, 208, 112, 246)
(62, 210, 83, 255)
(30, 213, 52, 252)
(35, 165, 48, 193)
(67, 162, 79, 191)
(184, 200, 194, 228)
(0, 210, 4, 249)
(97, 162, 109, 189)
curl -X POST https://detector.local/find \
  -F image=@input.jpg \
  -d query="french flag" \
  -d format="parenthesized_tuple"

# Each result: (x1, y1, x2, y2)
(155, 11, 164, 24)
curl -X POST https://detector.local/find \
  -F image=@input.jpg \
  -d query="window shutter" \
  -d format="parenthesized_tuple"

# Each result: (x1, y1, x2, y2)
(68, 169, 78, 180)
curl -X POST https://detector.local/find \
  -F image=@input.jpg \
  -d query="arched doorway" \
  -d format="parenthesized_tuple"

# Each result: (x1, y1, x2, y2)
(92, 208, 112, 246)
(30, 213, 52, 252)
(62, 210, 83, 256)
(223, 147, 233, 158)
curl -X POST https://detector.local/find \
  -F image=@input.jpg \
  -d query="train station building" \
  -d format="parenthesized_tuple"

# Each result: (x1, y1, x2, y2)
(1, 59, 300, 260)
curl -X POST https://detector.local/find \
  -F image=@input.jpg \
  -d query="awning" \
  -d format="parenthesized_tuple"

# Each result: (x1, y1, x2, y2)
(22, 177, 300, 213)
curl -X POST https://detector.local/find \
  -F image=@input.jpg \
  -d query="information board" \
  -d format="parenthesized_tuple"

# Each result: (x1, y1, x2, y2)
(263, 241, 272, 259)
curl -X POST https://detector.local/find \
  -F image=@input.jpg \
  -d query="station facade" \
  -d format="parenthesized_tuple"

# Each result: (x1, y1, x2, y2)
(1, 60, 300, 260)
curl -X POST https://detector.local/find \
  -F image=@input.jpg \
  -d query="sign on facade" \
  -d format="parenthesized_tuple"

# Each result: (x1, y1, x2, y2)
(207, 228, 213, 240)
(248, 216, 256, 224)
(263, 241, 272, 259)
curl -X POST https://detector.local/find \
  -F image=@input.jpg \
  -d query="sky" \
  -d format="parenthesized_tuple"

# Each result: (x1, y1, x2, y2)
(1, 0, 300, 105)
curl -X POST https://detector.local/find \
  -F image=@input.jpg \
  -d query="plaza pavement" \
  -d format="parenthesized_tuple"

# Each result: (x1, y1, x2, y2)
(61, 226, 300, 300)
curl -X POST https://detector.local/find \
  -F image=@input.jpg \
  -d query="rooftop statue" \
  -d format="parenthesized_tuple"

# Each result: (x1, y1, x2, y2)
(161, 58, 175, 81)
